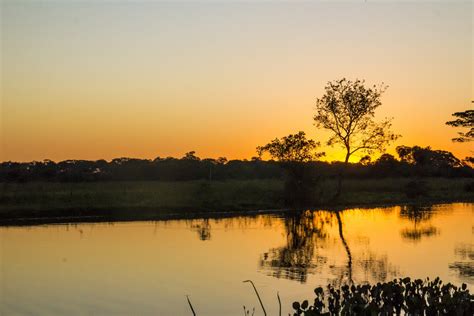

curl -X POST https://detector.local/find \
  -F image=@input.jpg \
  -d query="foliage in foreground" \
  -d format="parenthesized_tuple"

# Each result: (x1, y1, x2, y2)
(187, 278, 473, 316)
(292, 278, 473, 315)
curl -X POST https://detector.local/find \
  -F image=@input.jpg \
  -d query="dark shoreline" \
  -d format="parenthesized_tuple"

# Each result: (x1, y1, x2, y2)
(1, 197, 472, 227)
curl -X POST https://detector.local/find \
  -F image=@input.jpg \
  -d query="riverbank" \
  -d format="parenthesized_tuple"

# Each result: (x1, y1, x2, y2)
(0, 178, 472, 224)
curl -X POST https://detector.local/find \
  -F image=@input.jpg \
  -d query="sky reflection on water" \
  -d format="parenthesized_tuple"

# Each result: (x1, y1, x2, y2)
(1, 203, 472, 315)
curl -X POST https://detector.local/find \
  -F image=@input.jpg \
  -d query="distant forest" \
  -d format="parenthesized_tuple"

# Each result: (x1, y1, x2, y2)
(1, 145, 472, 182)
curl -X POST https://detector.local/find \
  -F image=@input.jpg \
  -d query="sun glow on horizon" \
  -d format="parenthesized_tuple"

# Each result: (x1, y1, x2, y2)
(1, 1, 472, 162)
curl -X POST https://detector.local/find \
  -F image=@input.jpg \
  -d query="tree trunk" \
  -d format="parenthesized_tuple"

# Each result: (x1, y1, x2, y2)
(334, 151, 350, 200)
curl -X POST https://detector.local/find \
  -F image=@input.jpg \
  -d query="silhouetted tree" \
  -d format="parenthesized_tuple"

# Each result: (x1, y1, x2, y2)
(396, 145, 413, 163)
(256, 131, 324, 162)
(313, 78, 399, 197)
(182, 151, 200, 161)
(216, 157, 227, 164)
(396, 145, 462, 169)
(0, 145, 471, 183)
(446, 109, 473, 142)
(376, 153, 397, 164)
(371, 154, 400, 177)
(463, 156, 474, 168)
(257, 132, 325, 206)
(358, 155, 371, 166)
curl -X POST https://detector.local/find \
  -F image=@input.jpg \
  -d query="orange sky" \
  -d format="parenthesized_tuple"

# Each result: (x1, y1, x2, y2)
(1, 1, 472, 162)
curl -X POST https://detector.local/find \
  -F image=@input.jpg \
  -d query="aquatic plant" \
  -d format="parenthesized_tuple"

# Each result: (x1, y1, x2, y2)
(187, 278, 472, 315)
(291, 277, 473, 315)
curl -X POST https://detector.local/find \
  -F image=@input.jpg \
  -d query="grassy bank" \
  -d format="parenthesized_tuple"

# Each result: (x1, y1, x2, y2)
(0, 178, 472, 221)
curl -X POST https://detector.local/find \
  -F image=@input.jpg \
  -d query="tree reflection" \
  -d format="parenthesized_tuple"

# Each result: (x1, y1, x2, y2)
(260, 209, 399, 285)
(190, 219, 212, 241)
(449, 243, 474, 282)
(259, 210, 332, 282)
(328, 211, 397, 287)
(335, 211, 352, 284)
(399, 205, 439, 242)
(354, 250, 398, 283)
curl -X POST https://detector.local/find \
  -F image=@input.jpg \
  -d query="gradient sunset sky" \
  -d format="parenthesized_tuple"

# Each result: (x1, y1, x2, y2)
(1, 0, 472, 162)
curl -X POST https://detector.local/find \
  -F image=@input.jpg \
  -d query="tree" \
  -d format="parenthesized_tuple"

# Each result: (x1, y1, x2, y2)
(256, 131, 325, 162)
(358, 155, 372, 165)
(463, 156, 474, 168)
(446, 109, 473, 142)
(216, 157, 227, 164)
(182, 151, 200, 161)
(313, 78, 399, 197)
(396, 145, 462, 169)
(257, 132, 325, 206)
(314, 78, 399, 163)
(373, 153, 399, 176)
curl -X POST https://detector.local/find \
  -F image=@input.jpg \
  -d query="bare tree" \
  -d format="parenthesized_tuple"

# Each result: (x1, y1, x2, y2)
(313, 78, 399, 197)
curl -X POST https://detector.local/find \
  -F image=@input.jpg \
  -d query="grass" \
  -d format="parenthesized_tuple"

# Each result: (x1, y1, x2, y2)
(325, 177, 473, 206)
(0, 180, 282, 219)
(0, 178, 472, 221)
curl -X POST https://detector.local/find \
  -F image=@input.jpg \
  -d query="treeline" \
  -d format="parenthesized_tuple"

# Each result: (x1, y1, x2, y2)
(0, 146, 472, 183)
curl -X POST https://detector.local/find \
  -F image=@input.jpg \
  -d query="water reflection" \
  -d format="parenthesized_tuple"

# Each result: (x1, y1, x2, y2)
(450, 243, 474, 281)
(354, 250, 398, 283)
(259, 210, 331, 282)
(335, 211, 353, 284)
(257, 209, 399, 285)
(179, 204, 471, 286)
(190, 219, 212, 240)
(1, 203, 472, 315)
(399, 205, 440, 242)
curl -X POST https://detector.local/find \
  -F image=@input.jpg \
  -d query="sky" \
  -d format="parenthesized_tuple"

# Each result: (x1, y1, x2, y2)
(1, 0, 472, 162)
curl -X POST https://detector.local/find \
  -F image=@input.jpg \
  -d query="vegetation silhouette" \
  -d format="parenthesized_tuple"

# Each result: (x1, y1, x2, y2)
(397, 145, 464, 169)
(189, 277, 473, 315)
(291, 277, 473, 315)
(1, 146, 471, 184)
(256, 132, 325, 163)
(257, 131, 325, 207)
(0, 79, 473, 217)
(446, 108, 474, 143)
(313, 78, 399, 198)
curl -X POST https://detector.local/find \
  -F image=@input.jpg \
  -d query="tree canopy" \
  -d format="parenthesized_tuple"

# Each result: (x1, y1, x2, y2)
(256, 131, 325, 162)
(396, 145, 463, 169)
(313, 78, 399, 163)
(446, 109, 474, 142)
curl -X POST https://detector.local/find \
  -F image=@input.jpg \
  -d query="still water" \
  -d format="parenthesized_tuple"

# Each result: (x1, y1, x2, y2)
(1, 203, 472, 315)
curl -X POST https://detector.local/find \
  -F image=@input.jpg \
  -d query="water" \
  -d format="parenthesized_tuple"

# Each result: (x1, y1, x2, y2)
(1, 203, 472, 315)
